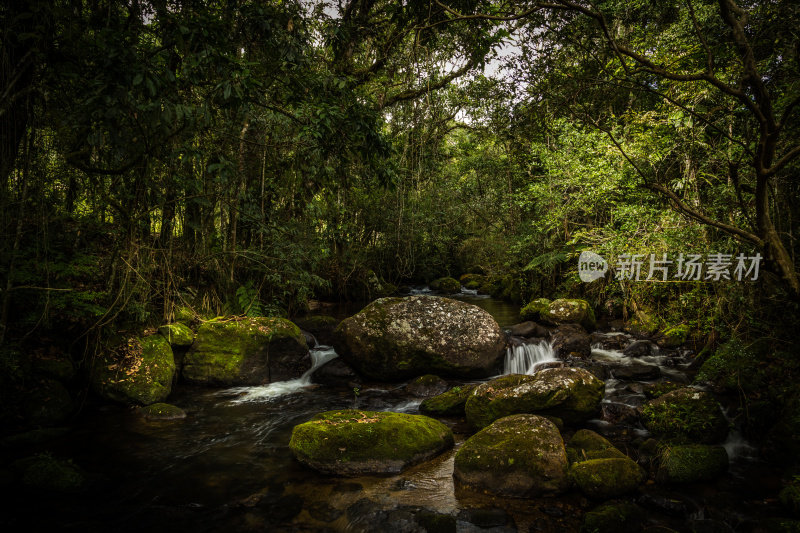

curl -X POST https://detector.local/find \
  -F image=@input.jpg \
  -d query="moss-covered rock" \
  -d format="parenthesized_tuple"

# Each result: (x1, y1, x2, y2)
(405, 374, 448, 397)
(13, 454, 86, 492)
(174, 305, 195, 324)
(643, 381, 684, 400)
(183, 317, 308, 386)
(158, 323, 195, 347)
(289, 410, 453, 475)
(658, 324, 691, 349)
(566, 429, 627, 464)
(465, 368, 605, 429)
(431, 277, 461, 293)
(453, 414, 569, 497)
(91, 334, 175, 405)
(419, 384, 478, 417)
(656, 444, 728, 483)
(520, 298, 551, 322)
(138, 402, 187, 420)
(333, 296, 506, 381)
(641, 387, 728, 444)
(545, 299, 596, 331)
(569, 457, 645, 499)
(581, 501, 646, 533)
(464, 280, 481, 291)
(459, 273, 487, 285)
(22, 378, 73, 426)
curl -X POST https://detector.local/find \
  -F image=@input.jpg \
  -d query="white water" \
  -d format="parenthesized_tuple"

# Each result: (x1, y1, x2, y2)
(225, 346, 339, 403)
(504, 340, 557, 375)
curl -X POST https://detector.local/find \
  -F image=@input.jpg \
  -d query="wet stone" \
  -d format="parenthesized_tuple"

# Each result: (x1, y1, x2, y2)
(307, 501, 343, 522)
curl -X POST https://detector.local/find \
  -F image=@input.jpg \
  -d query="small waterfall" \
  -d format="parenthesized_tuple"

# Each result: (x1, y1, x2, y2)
(504, 340, 557, 375)
(227, 346, 338, 402)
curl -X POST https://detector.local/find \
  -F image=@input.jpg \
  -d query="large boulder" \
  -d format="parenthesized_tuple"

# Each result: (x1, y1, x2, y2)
(182, 317, 309, 386)
(566, 429, 628, 464)
(465, 368, 605, 429)
(544, 299, 596, 331)
(419, 383, 478, 417)
(91, 334, 175, 405)
(333, 296, 506, 381)
(453, 414, 569, 497)
(289, 410, 453, 475)
(656, 444, 728, 483)
(430, 277, 461, 293)
(641, 387, 728, 443)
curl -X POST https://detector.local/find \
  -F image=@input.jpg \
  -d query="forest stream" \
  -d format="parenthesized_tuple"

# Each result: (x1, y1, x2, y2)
(2, 292, 785, 533)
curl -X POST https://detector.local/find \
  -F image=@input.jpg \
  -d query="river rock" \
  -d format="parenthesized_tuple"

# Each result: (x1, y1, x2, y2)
(656, 444, 728, 483)
(566, 429, 628, 464)
(453, 414, 569, 497)
(641, 388, 728, 443)
(582, 501, 646, 533)
(430, 277, 461, 293)
(405, 374, 449, 397)
(623, 340, 656, 357)
(138, 402, 187, 420)
(551, 323, 591, 358)
(465, 368, 605, 429)
(333, 296, 506, 381)
(182, 317, 309, 386)
(590, 332, 627, 351)
(91, 334, 175, 405)
(569, 456, 645, 499)
(612, 363, 661, 381)
(310, 358, 362, 387)
(419, 383, 478, 417)
(507, 321, 550, 338)
(157, 323, 194, 347)
(289, 410, 452, 475)
(520, 298, 551, 322)
(544, 299, 596, 331)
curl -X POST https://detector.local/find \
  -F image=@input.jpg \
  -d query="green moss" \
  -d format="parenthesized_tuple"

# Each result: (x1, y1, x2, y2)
(779, 476, 800, 515)
(158, 323, 194, 347)
(420, 384, 478, 416)
(465, 368, 604, 429)
(138, 402, 186, 420)
(465, 280, 481, 290)
(641, 388, 728, 443)
(659, 324, 690, 348)
(91, 334, 175, 405)
(569, 457, 644, 499)
(453, 414, 569, 497)
(657, 444, 728, 483)
(567, 429, 627, 464)
(581, 501, 646, 533)
(459, 273, 487, 285)
(15, 453, 85, 492)
(642, 381, 683, 400)
(289, 410, 453, 475)
(183, 316, 306, 385)
(432, 277, 461, 293)
(174, 305, 195, 324)
(520, 298, 551, 322)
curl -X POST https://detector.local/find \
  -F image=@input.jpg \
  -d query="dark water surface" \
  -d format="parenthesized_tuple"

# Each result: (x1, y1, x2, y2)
(1, 295, 786, 532)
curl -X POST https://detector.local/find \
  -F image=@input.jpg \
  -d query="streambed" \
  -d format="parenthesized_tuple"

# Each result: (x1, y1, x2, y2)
(1, 293, 784, 532)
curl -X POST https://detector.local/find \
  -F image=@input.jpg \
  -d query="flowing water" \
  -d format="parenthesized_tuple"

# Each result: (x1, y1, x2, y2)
(2, 293, 783, 532)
